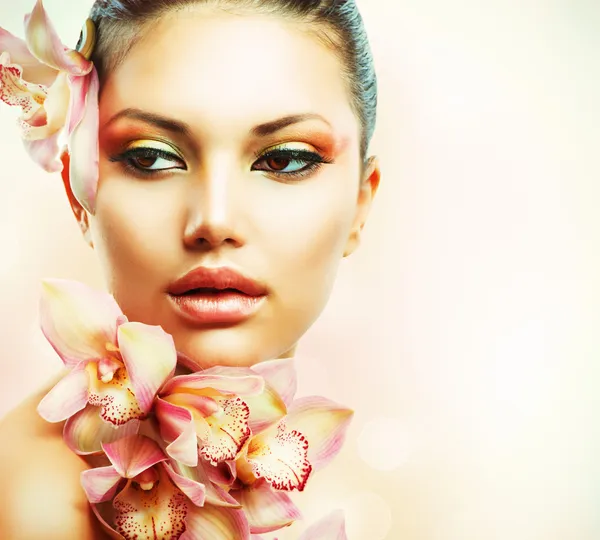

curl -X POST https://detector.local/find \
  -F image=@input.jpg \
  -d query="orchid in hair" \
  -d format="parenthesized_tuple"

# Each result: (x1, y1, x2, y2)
(0, 0, 100, 213)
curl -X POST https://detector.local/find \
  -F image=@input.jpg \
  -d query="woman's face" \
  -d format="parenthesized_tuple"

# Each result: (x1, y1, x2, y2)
(67, 8, 379, 369)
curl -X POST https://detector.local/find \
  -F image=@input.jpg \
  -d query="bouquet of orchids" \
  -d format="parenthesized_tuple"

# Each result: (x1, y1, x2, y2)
(37, 279, 353, 540)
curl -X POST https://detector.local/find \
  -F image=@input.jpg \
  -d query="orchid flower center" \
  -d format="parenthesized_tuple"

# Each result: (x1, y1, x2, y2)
(132, 467, 159, 491)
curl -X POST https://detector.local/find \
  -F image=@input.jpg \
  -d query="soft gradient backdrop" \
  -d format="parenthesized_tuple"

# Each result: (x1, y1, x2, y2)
(1, 1, 599, 539)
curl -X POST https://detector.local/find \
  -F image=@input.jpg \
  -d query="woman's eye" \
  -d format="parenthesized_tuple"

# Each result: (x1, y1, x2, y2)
(252, 148, 331, 179)
(110, 147, 186, 176)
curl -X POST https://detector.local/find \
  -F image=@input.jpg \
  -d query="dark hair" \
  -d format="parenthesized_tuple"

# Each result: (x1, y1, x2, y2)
(86, 0, 377, 161)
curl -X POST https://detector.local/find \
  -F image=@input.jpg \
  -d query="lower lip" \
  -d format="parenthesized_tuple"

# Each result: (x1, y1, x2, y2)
(168, 290, 266, 325)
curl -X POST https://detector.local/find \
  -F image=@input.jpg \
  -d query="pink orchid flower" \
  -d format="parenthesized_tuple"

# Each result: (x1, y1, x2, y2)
(154, 360, 296, 469)
(191, 359, 354, 535)
(251, 509, 348, 540)
(37, 279, 177, 454)
(81, 435, 250, 540)
(0, 0, 99, 213)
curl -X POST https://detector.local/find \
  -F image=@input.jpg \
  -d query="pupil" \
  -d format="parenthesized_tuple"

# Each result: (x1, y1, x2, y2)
(267, 157, 290, 171)
(136, 156, 157, 168)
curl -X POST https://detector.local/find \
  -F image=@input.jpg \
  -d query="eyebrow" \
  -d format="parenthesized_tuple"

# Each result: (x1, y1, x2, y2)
(103, 109, 330, 138)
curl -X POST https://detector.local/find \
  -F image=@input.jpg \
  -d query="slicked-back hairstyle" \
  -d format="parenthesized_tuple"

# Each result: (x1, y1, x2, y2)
(84, 0, 377, 161)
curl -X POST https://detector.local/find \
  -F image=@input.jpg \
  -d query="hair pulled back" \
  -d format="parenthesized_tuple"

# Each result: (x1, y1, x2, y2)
(86, 0, 377, 160)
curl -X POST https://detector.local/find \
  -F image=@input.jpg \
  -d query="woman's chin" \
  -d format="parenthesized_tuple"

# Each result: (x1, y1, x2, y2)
(171, 326, 298, 371)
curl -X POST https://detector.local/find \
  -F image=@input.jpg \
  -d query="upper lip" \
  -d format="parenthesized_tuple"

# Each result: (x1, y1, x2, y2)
(168, 266, 267, 297)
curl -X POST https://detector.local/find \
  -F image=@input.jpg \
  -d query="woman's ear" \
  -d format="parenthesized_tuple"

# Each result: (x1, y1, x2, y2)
(59, 150, 94, 248)
(343, 155, 381, 257)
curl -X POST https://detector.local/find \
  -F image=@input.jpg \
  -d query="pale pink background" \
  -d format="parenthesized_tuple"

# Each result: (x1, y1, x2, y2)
(1, 1, 600, 539)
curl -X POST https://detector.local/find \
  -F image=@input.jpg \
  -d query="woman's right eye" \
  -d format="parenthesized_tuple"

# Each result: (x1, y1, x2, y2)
(111, 147, 186, 176)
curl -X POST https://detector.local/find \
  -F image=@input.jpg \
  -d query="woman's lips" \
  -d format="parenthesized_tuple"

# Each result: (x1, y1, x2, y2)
(167, 267, 267, 325)
(168, 289, 266, 325)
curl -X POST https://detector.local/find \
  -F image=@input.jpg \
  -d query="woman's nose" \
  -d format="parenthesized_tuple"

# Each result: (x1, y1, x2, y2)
(182, 163, 245, 250)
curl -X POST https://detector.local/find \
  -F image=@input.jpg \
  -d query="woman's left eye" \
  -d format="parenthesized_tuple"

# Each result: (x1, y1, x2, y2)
(252, 148, 332, 179)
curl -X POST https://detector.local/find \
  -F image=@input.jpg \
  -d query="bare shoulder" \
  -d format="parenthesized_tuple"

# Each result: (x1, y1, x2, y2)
(0, 374, 109, 540)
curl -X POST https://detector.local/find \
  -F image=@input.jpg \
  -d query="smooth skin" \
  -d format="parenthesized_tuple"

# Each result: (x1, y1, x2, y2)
(0, 7, 379, 539)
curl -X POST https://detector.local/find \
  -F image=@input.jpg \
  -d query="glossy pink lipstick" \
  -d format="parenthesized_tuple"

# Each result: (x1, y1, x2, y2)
(167, 266, 267, 325)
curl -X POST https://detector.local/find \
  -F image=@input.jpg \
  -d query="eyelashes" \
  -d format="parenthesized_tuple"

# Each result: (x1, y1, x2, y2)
(109, 145, 334, 180)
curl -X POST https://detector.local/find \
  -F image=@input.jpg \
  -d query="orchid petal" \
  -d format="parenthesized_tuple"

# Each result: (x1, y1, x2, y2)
(251, 358, 297, 407)
(298, 510, 348, 540)
(64, 405, 139, 455)
(90, 504, 126, 540)
(155, 397, 198, 467)
(20, 70, 69, 140)
(22, 129, 62, 172)
(178, 462, 241, 508)
(161, 371, 264, 397)
(65, 71, 89, 135)
(231, 480, 301, 533)
(39, 279, 123, 367)
(117, 322, 176, 414)
(113, 468, 188, 539)
(68, 66, 99, 214)
(243, 384, 288, 434)
(286, 397, 353, 471)
(205, 460, 237, 487)
(86, 361, 145, 426)
(198, 397, 251, 466)
(37, 362, 88, 422)
(162, 462, 206, 507)
(24, 0, 92, 76)
(195, 365, 288, 433)
(102, 435, 166, 479)
(164, 392, 220, 417)
(182, 504, 250, 540)
(80, 465, 122, 504)
(0, 51, 46, 114)
(246, 421, 312, 491)
(0, 27, 57, 85)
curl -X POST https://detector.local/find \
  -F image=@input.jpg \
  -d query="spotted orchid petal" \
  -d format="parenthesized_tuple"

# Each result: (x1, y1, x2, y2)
(39, 279, 124, 368)
(161, 371, 264, 397)
(117, 322, 177, 414)
(64, 405, 140, 455)
(37, 361, 88, 422)
(86, 360, 145, 426)
(102, 435, 167, 479)
(80, 465, 123, 504)
(181, 504, 250, 540)
(155, 397, 198, 467)
(190, 365, 289, 434)
(0, 27, 57, 85)
(0, 51, 46, 113)
(286, 397, 353, 471)
(231, 480, 301, 534)
(245, 421, 312, 491)
(197, 396, 252, 466)
(112, 465, 190, 539)
(298, 510, 348, 540)
(250, 358, 297, 407)
(24, 0, 92, 76)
